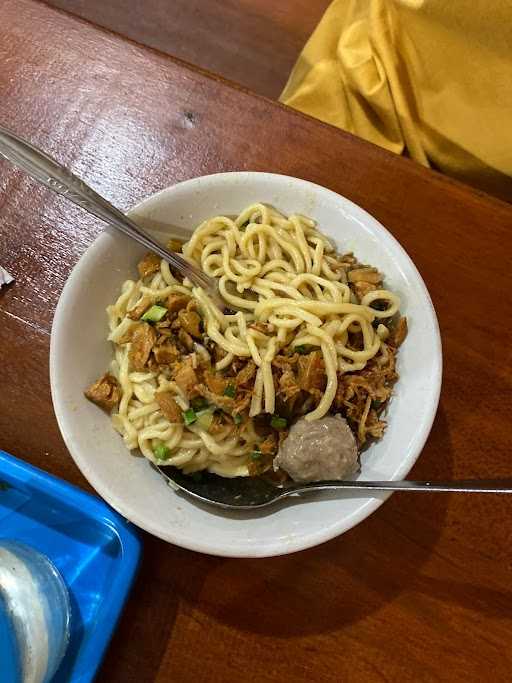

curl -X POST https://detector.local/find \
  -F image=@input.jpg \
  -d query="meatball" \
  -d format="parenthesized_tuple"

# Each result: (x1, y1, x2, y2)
(274, 415, 358, 482)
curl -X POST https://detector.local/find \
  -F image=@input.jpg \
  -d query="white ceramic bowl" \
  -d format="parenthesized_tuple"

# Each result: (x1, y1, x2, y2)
(50, 172, 442, 558)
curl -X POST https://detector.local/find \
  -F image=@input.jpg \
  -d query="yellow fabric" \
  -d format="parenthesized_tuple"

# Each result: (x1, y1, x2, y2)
(280, 0, 512, 201)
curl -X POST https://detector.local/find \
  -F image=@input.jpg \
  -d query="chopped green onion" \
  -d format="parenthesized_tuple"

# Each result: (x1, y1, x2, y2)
(141, 304, 168, 322)
(372, 399, 382, 409)
(294, 344, 311, 355)
(250, 450, 262, 461)
(154, 444, 171, 460)
(271, 415, 287, 430)
(196, 408, 214, 430)
(183, 408, 197, 425)
(223, 383, 236, 398)
(233, 413, 243, 425)
(191, 397, 208, 412)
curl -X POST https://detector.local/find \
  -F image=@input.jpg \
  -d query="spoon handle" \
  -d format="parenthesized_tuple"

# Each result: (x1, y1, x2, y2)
(288, 479, 512, 495)
(0, 124, 214, 293)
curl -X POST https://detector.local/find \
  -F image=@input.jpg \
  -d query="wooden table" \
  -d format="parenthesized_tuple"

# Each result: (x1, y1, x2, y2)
(44, 0, 331, 99)
(1, 2, 512, 681)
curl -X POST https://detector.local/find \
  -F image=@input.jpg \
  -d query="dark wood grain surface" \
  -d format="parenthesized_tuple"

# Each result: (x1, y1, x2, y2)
(43, 0, 330, 99)
(1, 2, 512, 681)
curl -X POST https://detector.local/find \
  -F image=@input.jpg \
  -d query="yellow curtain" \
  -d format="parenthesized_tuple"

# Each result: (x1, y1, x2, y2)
(280, 0, 512, 202)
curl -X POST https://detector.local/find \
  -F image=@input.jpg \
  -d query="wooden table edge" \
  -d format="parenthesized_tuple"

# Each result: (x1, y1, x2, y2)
(36, 0, 512, 217)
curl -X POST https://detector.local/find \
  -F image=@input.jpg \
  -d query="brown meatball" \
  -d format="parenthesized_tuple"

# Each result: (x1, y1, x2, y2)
(274, 415, 358, 482)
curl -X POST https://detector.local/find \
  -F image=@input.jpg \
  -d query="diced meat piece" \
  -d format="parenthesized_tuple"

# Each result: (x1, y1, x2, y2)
(196, 385, 234, 412)
(166, 293, 191, 315)
(204, 371, 228, 395)
(137, 252, 161, 279)
(178, 309, 202, 338)
(297, 351, 326, 392)
(117, 323, 137, 345)
(186, 299, 199, 313)
(129, 322, 157, 371)
(348, 267, 382, 284)
(155, 330, 172, 346)
(353, 281, 376, 300)
(339, 252, 357, 266)
(166, 238, 183, 252)
(391, 316, 408, 348)
(279, 369, 301, 402)
(156, 391, 183, 423)
(127, 296, 152, 320)
(329, 260, 347, 274)
(84, 373, 121, 412)
(178, 328, 194, 351)
(235, 361, 256, 388)
(174, 361, 199, 396)
(274, 415, 358, 482)
(156, 319, 171, 330)
(153, 342, 180, 365)
(259, 433, 278, 456)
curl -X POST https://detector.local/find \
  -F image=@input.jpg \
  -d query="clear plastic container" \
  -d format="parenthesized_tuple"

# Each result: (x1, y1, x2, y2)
(0, 540, 71, 683)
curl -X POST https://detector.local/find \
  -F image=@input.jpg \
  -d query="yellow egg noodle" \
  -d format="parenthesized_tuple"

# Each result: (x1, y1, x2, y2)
(106, 204, 399, 477)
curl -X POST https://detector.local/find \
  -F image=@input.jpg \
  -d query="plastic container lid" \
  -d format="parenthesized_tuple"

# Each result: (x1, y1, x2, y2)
(0, 449, 141, 683)
(0, 592, 21, 683)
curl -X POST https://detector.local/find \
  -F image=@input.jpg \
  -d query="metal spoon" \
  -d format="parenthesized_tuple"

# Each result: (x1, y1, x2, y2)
(154, 465, 512, 510)
(0, 124, 222, 305)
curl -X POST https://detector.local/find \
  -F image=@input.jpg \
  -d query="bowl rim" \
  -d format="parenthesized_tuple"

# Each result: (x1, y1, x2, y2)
(50, 171, 442, 557)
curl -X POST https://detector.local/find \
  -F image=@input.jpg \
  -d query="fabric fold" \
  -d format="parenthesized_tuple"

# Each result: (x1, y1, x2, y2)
(280, 0, 512, 201)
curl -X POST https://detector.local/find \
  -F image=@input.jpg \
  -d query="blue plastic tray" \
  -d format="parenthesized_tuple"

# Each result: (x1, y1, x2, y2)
(0, 450, 141, 682)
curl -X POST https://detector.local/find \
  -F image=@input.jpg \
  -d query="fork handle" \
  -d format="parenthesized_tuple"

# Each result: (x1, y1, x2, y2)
(0, 124, 213, 291)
